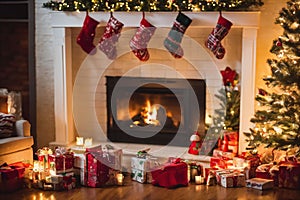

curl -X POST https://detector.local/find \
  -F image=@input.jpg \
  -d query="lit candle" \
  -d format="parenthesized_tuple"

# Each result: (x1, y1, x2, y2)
(84, 138, 93, 147)
(195, 175, 204, 185)
(116, 173, 124, 185)
(76, 137, 84, 146)
(33, 160, 39, 172)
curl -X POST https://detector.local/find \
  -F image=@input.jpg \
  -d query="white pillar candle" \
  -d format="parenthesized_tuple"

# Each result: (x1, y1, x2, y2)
(84, 138, 93, 147)
(76, 137, 84, 146)
(195, 175, 204, 185)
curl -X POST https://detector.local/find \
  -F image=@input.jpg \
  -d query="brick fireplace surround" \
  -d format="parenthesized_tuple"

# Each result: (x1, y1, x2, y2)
(49, 11, 259, 162)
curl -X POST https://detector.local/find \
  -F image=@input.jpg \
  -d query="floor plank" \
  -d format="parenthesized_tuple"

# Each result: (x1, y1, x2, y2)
(1, 175, 300, 200)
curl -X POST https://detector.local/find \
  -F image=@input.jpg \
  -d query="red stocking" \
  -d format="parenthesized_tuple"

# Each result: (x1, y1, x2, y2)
(98, 14, 124, 60)
(130, 16, 156, 61)
(76, 13, 99, 55)
(205, 15, 232, 59)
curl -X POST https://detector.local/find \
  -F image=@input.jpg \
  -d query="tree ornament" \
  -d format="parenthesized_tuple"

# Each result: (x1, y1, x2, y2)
(130, 13, 156, 61)
(221, 66, 237, 87)
(258, 88, 268, 96)
(98, 13, 124, 60)
(76, 12, 99, 54)
(205, 13, 232, 59)
(164, 12, 192, 58)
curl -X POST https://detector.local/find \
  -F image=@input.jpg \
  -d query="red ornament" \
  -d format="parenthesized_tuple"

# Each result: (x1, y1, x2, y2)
(258, 88, 268, 96)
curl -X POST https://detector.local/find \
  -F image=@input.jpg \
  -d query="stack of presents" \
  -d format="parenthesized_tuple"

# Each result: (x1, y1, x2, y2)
(1, 135, 300, 193)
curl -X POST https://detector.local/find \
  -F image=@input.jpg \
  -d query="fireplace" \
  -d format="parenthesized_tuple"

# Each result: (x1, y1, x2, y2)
(106, 76, 206, 147)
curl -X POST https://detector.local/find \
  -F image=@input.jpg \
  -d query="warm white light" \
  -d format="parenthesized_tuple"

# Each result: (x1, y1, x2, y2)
(76, 137, 84, 146)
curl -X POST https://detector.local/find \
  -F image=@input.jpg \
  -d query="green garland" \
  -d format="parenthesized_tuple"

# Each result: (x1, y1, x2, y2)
(43, 0, 264, 12)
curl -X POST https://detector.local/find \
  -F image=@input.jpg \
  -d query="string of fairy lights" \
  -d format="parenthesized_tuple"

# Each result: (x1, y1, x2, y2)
(43, 0, 264, 12)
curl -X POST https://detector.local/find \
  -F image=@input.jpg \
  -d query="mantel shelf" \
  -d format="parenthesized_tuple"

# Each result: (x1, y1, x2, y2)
(51, 11, 260, 28)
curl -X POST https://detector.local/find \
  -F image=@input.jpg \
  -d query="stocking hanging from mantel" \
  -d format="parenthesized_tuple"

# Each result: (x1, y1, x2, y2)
(205, 12, 233, 59)
(164, 12, 192, 59)
(130, 12, 156, 61)
(76, 11, 99, 55)
(98, 12, 124, 60)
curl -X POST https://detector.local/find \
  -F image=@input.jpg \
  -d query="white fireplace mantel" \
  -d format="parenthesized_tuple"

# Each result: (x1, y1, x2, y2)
(50, 11, 260, 153)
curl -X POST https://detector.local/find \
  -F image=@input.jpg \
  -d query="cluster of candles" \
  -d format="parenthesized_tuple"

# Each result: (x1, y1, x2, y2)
(76, 137, 93, 147)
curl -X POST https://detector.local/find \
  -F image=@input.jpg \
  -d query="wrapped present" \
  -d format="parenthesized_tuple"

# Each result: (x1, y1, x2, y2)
(218, 131, 238, 154)
(255, 163, 273, 179)
(278, 161, 300, 189)
(36, 147, 53, 171)
(246, 178, 274, 190)
(131, 153, 160, 183)
(151, 158, 188, 189)
(215, 169, 236, 184)
(0, 163, 25, 193)
(220, 173, 245, 188)
(48, 147, 74, 174)
(85, 145, 120, 187)
(210, 157, 233, 169)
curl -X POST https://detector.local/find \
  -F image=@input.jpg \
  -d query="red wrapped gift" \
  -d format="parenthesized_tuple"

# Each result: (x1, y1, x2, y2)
(210, 157, 233, 169)
(0, 163, 25, 193)
(151, 158, 188, 189)
(279, 161, 300, 189)
(85, 145, 119, 187)
(49, 147, 74, 174)
(237, 152, 260, 178)
(255, 164, 273, 179)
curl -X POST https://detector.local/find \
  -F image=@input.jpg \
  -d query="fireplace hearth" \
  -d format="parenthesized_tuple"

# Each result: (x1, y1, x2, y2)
(106, 76, 206, 147)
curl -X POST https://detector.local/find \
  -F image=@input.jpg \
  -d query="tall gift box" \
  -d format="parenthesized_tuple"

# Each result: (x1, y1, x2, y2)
(151, 158, 188, 189)
(85, 145, 122, 187)
(131, 156, 159, 183)
(278, 162, 300, 189)
(36, 147, 53, 171)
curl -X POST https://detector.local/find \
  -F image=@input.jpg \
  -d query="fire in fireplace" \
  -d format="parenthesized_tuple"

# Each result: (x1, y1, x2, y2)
(106, 76, 206, 147)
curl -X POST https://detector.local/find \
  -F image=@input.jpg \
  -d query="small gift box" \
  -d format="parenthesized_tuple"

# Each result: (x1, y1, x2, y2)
(0, 163, 25, 193)
(151, 158, 188, 189)
(36, 147, 53, 171)
(278, 161, 300, 189)
(246, 178, 274, 190)
(49, 147, 74, 174)
(220, 173, 245, 188)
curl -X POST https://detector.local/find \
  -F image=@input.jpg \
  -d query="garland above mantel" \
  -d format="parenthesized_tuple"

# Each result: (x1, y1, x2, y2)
(43, 0, 264, 12)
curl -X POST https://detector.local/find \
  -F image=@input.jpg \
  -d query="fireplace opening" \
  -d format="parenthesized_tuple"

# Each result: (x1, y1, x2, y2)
(106, 76, 206, 147)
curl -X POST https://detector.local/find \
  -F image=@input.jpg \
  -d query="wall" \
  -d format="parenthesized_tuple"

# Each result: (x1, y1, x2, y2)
(35, 0, 288, 149)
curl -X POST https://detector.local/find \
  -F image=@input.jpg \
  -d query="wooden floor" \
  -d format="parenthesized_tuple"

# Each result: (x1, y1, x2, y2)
(1, 175, 300, 200)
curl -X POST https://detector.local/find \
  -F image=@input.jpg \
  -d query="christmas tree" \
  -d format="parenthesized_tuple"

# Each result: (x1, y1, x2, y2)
(245, 0, 300, 157)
